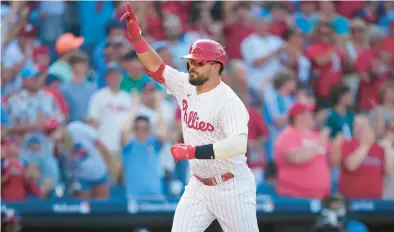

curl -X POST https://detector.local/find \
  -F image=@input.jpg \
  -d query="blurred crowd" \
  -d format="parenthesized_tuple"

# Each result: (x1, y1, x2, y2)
(1, 1, 394, 203)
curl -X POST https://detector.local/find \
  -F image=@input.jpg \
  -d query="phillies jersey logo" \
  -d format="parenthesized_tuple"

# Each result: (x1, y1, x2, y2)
(182, 99, 214, 132)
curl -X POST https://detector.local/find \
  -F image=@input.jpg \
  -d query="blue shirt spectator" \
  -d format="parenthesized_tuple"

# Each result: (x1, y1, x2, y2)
(123, 136, 163, 198)
(20, 134, 61, 193)
(62, 81, 97, 122)
(262, 72, 296, 161)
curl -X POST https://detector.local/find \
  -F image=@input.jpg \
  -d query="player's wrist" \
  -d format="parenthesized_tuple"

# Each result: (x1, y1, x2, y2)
(129, 35, 149, 54)
(194, 144, 215, 160)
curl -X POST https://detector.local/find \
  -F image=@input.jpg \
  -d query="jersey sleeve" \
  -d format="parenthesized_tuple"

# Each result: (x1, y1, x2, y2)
(218, 98, 249, 137)
(162, 65, 189, 98)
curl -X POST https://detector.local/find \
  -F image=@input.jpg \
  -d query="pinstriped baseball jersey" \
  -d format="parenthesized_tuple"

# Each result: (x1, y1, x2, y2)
(163, 65, 250, 178)
(163, 65, 259, 232)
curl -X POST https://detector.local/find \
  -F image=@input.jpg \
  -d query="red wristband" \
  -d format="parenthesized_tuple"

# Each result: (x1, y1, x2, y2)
(130, 36, 149, 54)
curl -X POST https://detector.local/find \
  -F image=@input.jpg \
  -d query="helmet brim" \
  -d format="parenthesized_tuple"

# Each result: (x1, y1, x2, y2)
(181, 54, 211, 61)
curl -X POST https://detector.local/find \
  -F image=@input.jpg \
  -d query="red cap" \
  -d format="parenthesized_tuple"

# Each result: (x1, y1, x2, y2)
(44, 118, 61, 132)
(288, 102, 315, 119)
(18, 24, 37, 37)
(33, 45, 49, 57)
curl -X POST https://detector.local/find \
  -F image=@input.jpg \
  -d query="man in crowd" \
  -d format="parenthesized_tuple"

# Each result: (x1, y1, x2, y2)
(87, 62, 131, 184)
(121, 99, 169, 199)
(338, 116, 393, 199)
(6, 65, 64, 139)
(61, 51, 97, 122)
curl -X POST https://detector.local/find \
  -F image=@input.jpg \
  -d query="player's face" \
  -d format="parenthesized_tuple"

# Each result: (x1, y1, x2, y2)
(188, 59, 219, 86)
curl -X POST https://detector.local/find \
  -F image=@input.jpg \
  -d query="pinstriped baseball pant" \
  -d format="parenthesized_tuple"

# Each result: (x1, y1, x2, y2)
(171, 170, 259, 232)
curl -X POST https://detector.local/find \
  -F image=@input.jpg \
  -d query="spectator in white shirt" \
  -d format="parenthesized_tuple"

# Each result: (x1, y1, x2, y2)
(87, 62, 131, 184)
(241, 15, 286, 92)
(2, 24, 36, 97)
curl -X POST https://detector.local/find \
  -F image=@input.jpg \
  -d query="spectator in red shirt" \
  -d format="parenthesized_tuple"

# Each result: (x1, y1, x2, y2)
(275, 102, 331, 198)
(223, 2, 254, 60)
(1, 138, 42, 202)
(268, 2, 291, 38)
(306, 21, 345, 107)
(355, 44, 389, 112)
(338, 116, 393, 199)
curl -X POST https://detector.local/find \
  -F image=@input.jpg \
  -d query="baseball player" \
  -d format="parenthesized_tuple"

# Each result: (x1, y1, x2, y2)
(120, 4, 258, 232)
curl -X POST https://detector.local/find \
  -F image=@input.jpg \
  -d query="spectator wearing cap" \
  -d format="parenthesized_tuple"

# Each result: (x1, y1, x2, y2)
(1, 137, 43, 202)
(121, 102, 169, 199)
(369, 81, 394, 138)
(305, 21, 346, 107)
(32, 45, 50, 68)
(61, 51, 97, 122)
(96, 36, 131, 89)
(87, 63, 131, 183)
(6, 65, 64, 139)
(337, 116, 392, 199)
(275, 102, 331, 198)
(2, 24, 36, 97)
(241, 14, 285, 91)
(48, 33, 84, 83)
(93, 19, 126, 76)
(44, 74, 69, 119)
(120, 50, 162, 94)
(263, 70, 296, 161)
(44, 119, 111, 199)
(325, 83, 354, 140)
(20, 133, 61, 198)
(223, 2, 254, 60)
(137, 82, 174, 130)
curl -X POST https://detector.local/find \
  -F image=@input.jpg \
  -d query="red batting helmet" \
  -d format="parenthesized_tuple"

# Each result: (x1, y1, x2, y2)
(181, 39, 227, 67)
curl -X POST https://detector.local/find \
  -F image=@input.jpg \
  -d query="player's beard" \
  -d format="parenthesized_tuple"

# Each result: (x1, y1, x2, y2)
(188, 71, 209, 86)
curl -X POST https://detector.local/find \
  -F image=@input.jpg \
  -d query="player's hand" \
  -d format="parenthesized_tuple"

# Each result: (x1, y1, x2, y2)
(120, 3, 142, 40)
(170, 143, 196, 162)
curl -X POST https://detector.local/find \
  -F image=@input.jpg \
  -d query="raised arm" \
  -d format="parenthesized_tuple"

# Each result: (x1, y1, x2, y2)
(120, 3, 165, 84)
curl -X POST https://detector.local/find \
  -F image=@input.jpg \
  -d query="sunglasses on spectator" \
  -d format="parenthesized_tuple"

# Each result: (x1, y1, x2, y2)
(188, 60, 220, 68)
